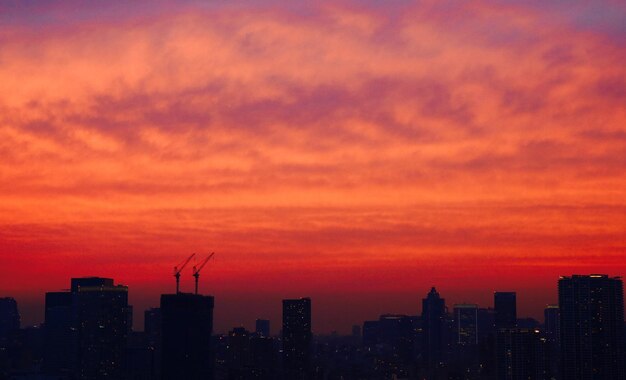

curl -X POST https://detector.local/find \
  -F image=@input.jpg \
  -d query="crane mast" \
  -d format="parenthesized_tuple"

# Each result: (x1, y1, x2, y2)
(173, 253, 196, 294)
(193, 252, 215, 294)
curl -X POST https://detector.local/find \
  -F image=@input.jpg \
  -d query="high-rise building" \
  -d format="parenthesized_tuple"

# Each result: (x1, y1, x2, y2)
(543, 305, 559, 343)
(255, 319, 270, 337)
(422, 287, 446, 377)
(454, 304, 478, 345)
(161, 293, 214, 380)
(543, 305, 560, 380)
(0, 298, 20, 346)
(496, 328, 545, 380)
(0, 297, 20, 377)
(43, 291, 76, 375)
(43, 277, 129, 379)
(144, 307, 162, 380)
(362, 320, 379, 347)
(282, 297, 312, 378)
(74, 277, 130, 380)
(250, 335, 277, 379)
(494, 292, 517, 330)
(450, 304, 480, 379)
(559, 274, 625, 380)
(227, 327, 252, 377)
(476, 307, 497, 377)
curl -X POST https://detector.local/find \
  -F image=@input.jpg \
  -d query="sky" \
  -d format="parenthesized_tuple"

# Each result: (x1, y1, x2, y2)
(1, 0, 625, 333)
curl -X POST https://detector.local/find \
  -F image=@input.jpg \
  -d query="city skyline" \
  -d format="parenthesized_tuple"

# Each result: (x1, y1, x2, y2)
(2, 0, 626, 339)
(4, 273, 622, 336)
(1, 274, 623, 379)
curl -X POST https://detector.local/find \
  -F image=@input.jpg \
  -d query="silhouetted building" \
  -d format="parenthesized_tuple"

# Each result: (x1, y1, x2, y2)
(494, 292, 516, 330)
(250, 336, 277, 379)
(543, 305, 559, 343)
(127, 331, 152, 380)
(559, 274, 625, 380)
(0, 298, 20, 345)
(282, 298, 312, 379)
(543, 305, 560, 379)
(227, 327, 253, 378)
(380, 315, 417, 357)
(496, 328, 545, 380)
(161, 293, 214, 380)
(43, 291, 77, 376)
(43, 277, 129, 379)
(256, 319, 270, 338)
(144, 307, 162, 380)
(422, 287, 446, 378)
(0, 297, 20, 378)
(454, 304, 478, 345)
(362, 320, 379, 347)
(74, 277, 130, 380)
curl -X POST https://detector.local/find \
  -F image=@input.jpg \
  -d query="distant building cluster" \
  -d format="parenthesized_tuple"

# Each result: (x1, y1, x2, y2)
(0, 274, 624, 379)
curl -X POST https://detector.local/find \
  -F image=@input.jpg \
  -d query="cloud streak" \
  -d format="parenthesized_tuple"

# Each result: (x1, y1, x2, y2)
(0, 0, 625, 331)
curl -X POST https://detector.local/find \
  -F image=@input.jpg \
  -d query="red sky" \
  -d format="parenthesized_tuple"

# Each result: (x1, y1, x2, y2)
(1, 1, 625, 333)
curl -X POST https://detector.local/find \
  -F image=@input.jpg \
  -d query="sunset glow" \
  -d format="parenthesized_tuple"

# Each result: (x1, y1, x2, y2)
(1, 1, 625, 333)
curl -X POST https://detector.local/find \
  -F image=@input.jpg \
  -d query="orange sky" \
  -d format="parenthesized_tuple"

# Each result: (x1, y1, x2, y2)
(1, 1, 625, 333)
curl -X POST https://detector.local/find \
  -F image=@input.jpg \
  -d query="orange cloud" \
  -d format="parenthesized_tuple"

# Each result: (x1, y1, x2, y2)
(0, 1, 625, 332)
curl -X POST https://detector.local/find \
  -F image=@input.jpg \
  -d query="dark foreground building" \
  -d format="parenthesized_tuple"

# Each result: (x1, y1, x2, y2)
(282, 297, 312, 379)
(43, 277, 130, 380)
(496, 328, 545, 380)
(494, 292, 517, 330)
(559, 274, 625, 380)
(422, 287, 446, 378)
(161, 293, 214, 380)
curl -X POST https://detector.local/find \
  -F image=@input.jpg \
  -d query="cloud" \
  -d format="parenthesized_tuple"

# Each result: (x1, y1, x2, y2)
(1, 0, 625, 330)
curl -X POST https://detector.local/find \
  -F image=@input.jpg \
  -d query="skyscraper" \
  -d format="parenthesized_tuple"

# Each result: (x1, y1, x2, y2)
(227, 327, 252, 377)
(454, 304, 478, 345)
(74, 277, 130, 380)
(543, 305, 560, 380)
(422, 287, 446, 378)
(282, 297, 312, 378)
(161, 293, 214, 380)
(0, 297, 20, 377)
(43, 277, 129, 379)
(559, 274, 625, 380)
(43, 291, 76, 375)
(543, 305, 559, 343)
(494, 292, 517, 330)
(0, 298, 20, 345)
(496, 328, 545, 380)
(144, 307, 162, 380)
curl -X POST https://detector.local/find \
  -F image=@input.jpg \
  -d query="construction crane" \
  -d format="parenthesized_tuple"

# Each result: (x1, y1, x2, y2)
(193, 252, 215, 295)
(173, 253, 195, 294)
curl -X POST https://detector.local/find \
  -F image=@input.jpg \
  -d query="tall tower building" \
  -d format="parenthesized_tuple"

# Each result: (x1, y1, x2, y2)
(144, 307, 162, 380)
(43, 277, 130, 379)
(43, 292, 76, 375)
(74, 278, 130, 380)
(454, 304, 478, 345)
(496, 328, 545, 380)
(282, 297, 312, 378)
(0, 298, 20, 346)
(422, 287, 446, 377)
(543, 305, 560, 379)
(494, 292, 517, 330)
(161, 293, 214, 380)
(559, 274, 625, 380)
(543, 305, 559, 343)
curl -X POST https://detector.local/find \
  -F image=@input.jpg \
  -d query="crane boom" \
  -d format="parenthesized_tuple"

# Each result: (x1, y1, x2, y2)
(174, 253, 196, 294)
(193, 253, 215, 275)
(193, 252, 215, 294)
